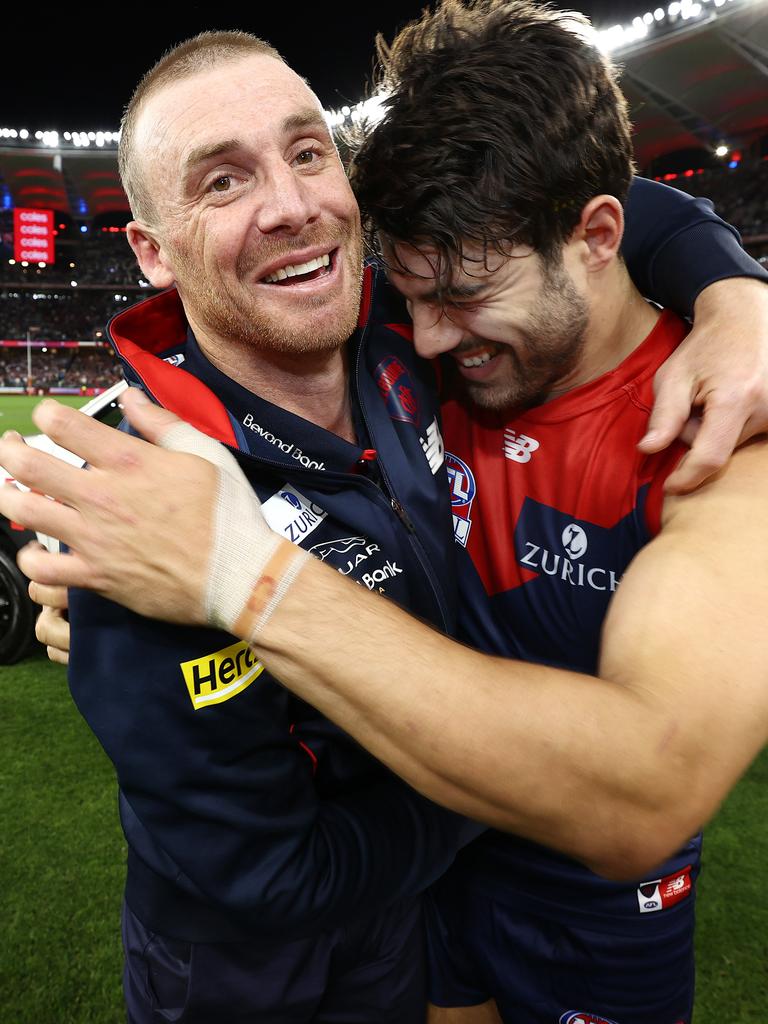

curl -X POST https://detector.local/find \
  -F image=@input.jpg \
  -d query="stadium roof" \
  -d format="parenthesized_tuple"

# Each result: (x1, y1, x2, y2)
(620, 0, 768, 166)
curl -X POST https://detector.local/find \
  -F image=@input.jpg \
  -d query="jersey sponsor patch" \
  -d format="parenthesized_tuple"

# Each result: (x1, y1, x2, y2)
(180, 640, 264, 710)
(445, 451, 476, 547)
(559, 1013, 620, 1024)
(637, 865, 693, 913)
(374, 355, 420, 425)
(261, 485, 327, 544)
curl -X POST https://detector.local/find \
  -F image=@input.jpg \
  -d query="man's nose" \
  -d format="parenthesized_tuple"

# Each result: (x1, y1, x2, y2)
(253, 161, 321, 234)
(411, 306, 466, 359)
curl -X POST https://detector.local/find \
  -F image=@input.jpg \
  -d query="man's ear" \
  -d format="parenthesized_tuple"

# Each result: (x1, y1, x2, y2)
(574, 195, 624, 272)
(127, 221, 176, 290)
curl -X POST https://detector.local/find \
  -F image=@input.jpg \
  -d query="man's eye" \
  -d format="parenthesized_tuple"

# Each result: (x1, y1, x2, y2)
(295, 149, 317, 166)
(211, 175, 231, 192)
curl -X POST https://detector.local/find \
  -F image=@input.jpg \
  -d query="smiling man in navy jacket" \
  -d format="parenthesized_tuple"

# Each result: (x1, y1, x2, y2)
(4, 17, 768, 1024)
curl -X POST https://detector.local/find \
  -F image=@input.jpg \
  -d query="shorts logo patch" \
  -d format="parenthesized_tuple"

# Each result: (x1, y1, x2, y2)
(445, 451, 476, 547)
(374, 355, 420, 425)
(180, 641, 264, 710)
(559, 1013, 620, 1024)
(637, 864, 693, 913)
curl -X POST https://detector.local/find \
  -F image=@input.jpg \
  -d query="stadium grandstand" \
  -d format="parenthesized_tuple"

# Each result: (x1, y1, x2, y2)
(0, 0, 766, 396)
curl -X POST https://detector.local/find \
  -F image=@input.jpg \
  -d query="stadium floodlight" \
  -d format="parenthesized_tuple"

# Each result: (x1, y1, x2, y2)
(668, 1, 681, 13)
(70, 280, 78, 287)
(643, 11, 655, 23)
(654, 7, 665, 17)
(19, 128, 28, 139)
(715, 144, 729, 156)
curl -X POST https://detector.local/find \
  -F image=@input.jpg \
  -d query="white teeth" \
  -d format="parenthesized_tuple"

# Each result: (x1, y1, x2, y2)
(461, 351, 493, 368)
(263, 252, 331, 284)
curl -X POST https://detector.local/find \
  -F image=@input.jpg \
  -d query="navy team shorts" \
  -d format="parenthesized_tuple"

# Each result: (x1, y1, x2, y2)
(425, 871, 697, 1024)
(123, 895, 426, 1023)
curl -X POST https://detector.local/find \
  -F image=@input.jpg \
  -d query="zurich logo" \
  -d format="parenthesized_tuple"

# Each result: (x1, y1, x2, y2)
(280, 491, 302, 509)
(561, 523, 588, 560)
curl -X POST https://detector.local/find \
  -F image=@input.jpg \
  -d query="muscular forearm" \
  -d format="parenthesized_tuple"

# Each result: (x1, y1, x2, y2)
(253, 555, 693, 879)
(254, 444, 768, 880)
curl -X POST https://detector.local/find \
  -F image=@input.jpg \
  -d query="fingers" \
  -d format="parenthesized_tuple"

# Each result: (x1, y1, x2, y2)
(119, 387, 188, 445)
(35, 604, 71, 663)
(0, 481, 82, 548)
(0, 430, 90, 507)
(664, 397, 744, 494)
(28, 577, 68, 611)
(31, 397, 147, 472)
(17, 542, 94, 589)
(638, 372, 694, 454)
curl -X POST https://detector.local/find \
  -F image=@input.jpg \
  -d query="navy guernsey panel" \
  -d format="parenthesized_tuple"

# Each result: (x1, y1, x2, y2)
(68, 262, 475, 945)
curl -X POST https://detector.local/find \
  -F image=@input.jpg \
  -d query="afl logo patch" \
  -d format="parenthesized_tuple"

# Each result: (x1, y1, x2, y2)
(374, 356, 419, 425)
(445, 451, 476, 547)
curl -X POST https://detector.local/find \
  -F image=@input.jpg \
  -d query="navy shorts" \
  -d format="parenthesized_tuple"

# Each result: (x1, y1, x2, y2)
(123, 896, 426, 1023)
(425, 876, 696, 1024)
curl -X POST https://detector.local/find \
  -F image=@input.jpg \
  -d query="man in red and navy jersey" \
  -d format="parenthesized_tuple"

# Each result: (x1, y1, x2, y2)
(346, 3, 757, 1021)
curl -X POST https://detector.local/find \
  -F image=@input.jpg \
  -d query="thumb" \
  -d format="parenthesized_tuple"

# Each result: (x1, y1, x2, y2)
(638, 373, 693, 454)
(121, 386, 246, 482)
(119, 386, 185, 443)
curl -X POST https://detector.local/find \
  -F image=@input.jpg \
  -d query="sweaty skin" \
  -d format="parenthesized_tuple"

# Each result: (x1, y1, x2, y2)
(2, 390, 767, 880)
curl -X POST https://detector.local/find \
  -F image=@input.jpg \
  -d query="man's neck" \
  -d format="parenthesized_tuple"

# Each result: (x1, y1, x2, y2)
(194, 333, 355, 443)
(549, 263, 661, 399)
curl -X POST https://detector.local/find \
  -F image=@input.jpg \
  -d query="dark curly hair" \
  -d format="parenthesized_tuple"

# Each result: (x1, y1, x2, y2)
(350, 0, 634, 286)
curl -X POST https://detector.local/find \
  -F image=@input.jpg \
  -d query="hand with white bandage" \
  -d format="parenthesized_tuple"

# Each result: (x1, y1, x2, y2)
(0, 390, 307, 643)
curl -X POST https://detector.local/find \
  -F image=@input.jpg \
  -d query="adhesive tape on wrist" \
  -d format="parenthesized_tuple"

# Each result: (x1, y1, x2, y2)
(158, 421, 308, 637)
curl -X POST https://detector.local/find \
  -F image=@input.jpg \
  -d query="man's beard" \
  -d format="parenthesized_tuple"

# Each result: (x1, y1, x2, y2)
(170, 221, 364, 357)
(463, 258, 589, 414)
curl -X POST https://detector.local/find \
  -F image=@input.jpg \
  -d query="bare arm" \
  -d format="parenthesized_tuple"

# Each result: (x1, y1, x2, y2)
(2, 397, 766, 878)
(252, 442, 768, 878)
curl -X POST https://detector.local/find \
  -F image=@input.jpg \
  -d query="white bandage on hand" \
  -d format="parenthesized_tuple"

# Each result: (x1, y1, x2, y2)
(158, 422, 309, 641)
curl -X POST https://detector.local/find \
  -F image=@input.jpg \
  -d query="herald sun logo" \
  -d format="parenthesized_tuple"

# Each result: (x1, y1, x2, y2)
(445, 451, 476, 547)
(559, 1012, 620, 1024)
(180, 641, 264, 711)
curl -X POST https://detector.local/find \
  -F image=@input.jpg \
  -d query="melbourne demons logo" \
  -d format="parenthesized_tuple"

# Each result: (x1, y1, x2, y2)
(374, 356, 420, 425)
(445, 452, 476, 547)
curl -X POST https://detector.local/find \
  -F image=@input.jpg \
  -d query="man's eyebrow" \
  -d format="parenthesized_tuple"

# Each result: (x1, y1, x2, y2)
(183, 138, 243, 176)
(280, 109, 331, 136)
(420, 281, 487, 304)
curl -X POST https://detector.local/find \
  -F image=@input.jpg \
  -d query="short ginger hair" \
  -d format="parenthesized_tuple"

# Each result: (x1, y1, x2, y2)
(118, 30, 285, 224)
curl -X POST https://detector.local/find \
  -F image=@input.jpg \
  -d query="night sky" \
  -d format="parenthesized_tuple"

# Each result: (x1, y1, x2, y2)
(4, 3, 652, 130)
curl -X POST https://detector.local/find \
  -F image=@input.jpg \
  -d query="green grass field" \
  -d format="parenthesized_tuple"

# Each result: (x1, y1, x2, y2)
(1, 651, 766, 1023)
(0, 395, 90, 437)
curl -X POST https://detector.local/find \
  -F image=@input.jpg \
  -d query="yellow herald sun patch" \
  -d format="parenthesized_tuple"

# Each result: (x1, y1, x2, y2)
(180, 641, 264, 711)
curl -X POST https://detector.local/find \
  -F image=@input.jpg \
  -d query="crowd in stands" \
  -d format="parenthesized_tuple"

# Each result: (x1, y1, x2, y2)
(0, 346, 120, 390)
(0, 230, 148, 288)
(0, 290, 135, 341)
(661, 159, 768, 240)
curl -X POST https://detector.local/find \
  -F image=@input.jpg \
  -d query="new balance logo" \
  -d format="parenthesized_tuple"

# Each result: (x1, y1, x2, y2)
(420, 417, 445, 475)
(503, 429, 539, 463)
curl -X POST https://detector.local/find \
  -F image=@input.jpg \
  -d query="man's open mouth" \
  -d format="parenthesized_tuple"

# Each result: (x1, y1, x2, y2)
(261, 250, 335, 286)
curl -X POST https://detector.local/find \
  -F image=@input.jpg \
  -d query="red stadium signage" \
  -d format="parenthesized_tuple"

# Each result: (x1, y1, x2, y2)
(14, 207, 55, 264)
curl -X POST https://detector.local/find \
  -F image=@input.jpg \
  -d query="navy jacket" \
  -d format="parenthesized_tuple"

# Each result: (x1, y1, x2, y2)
(68, 263, 474, 944)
